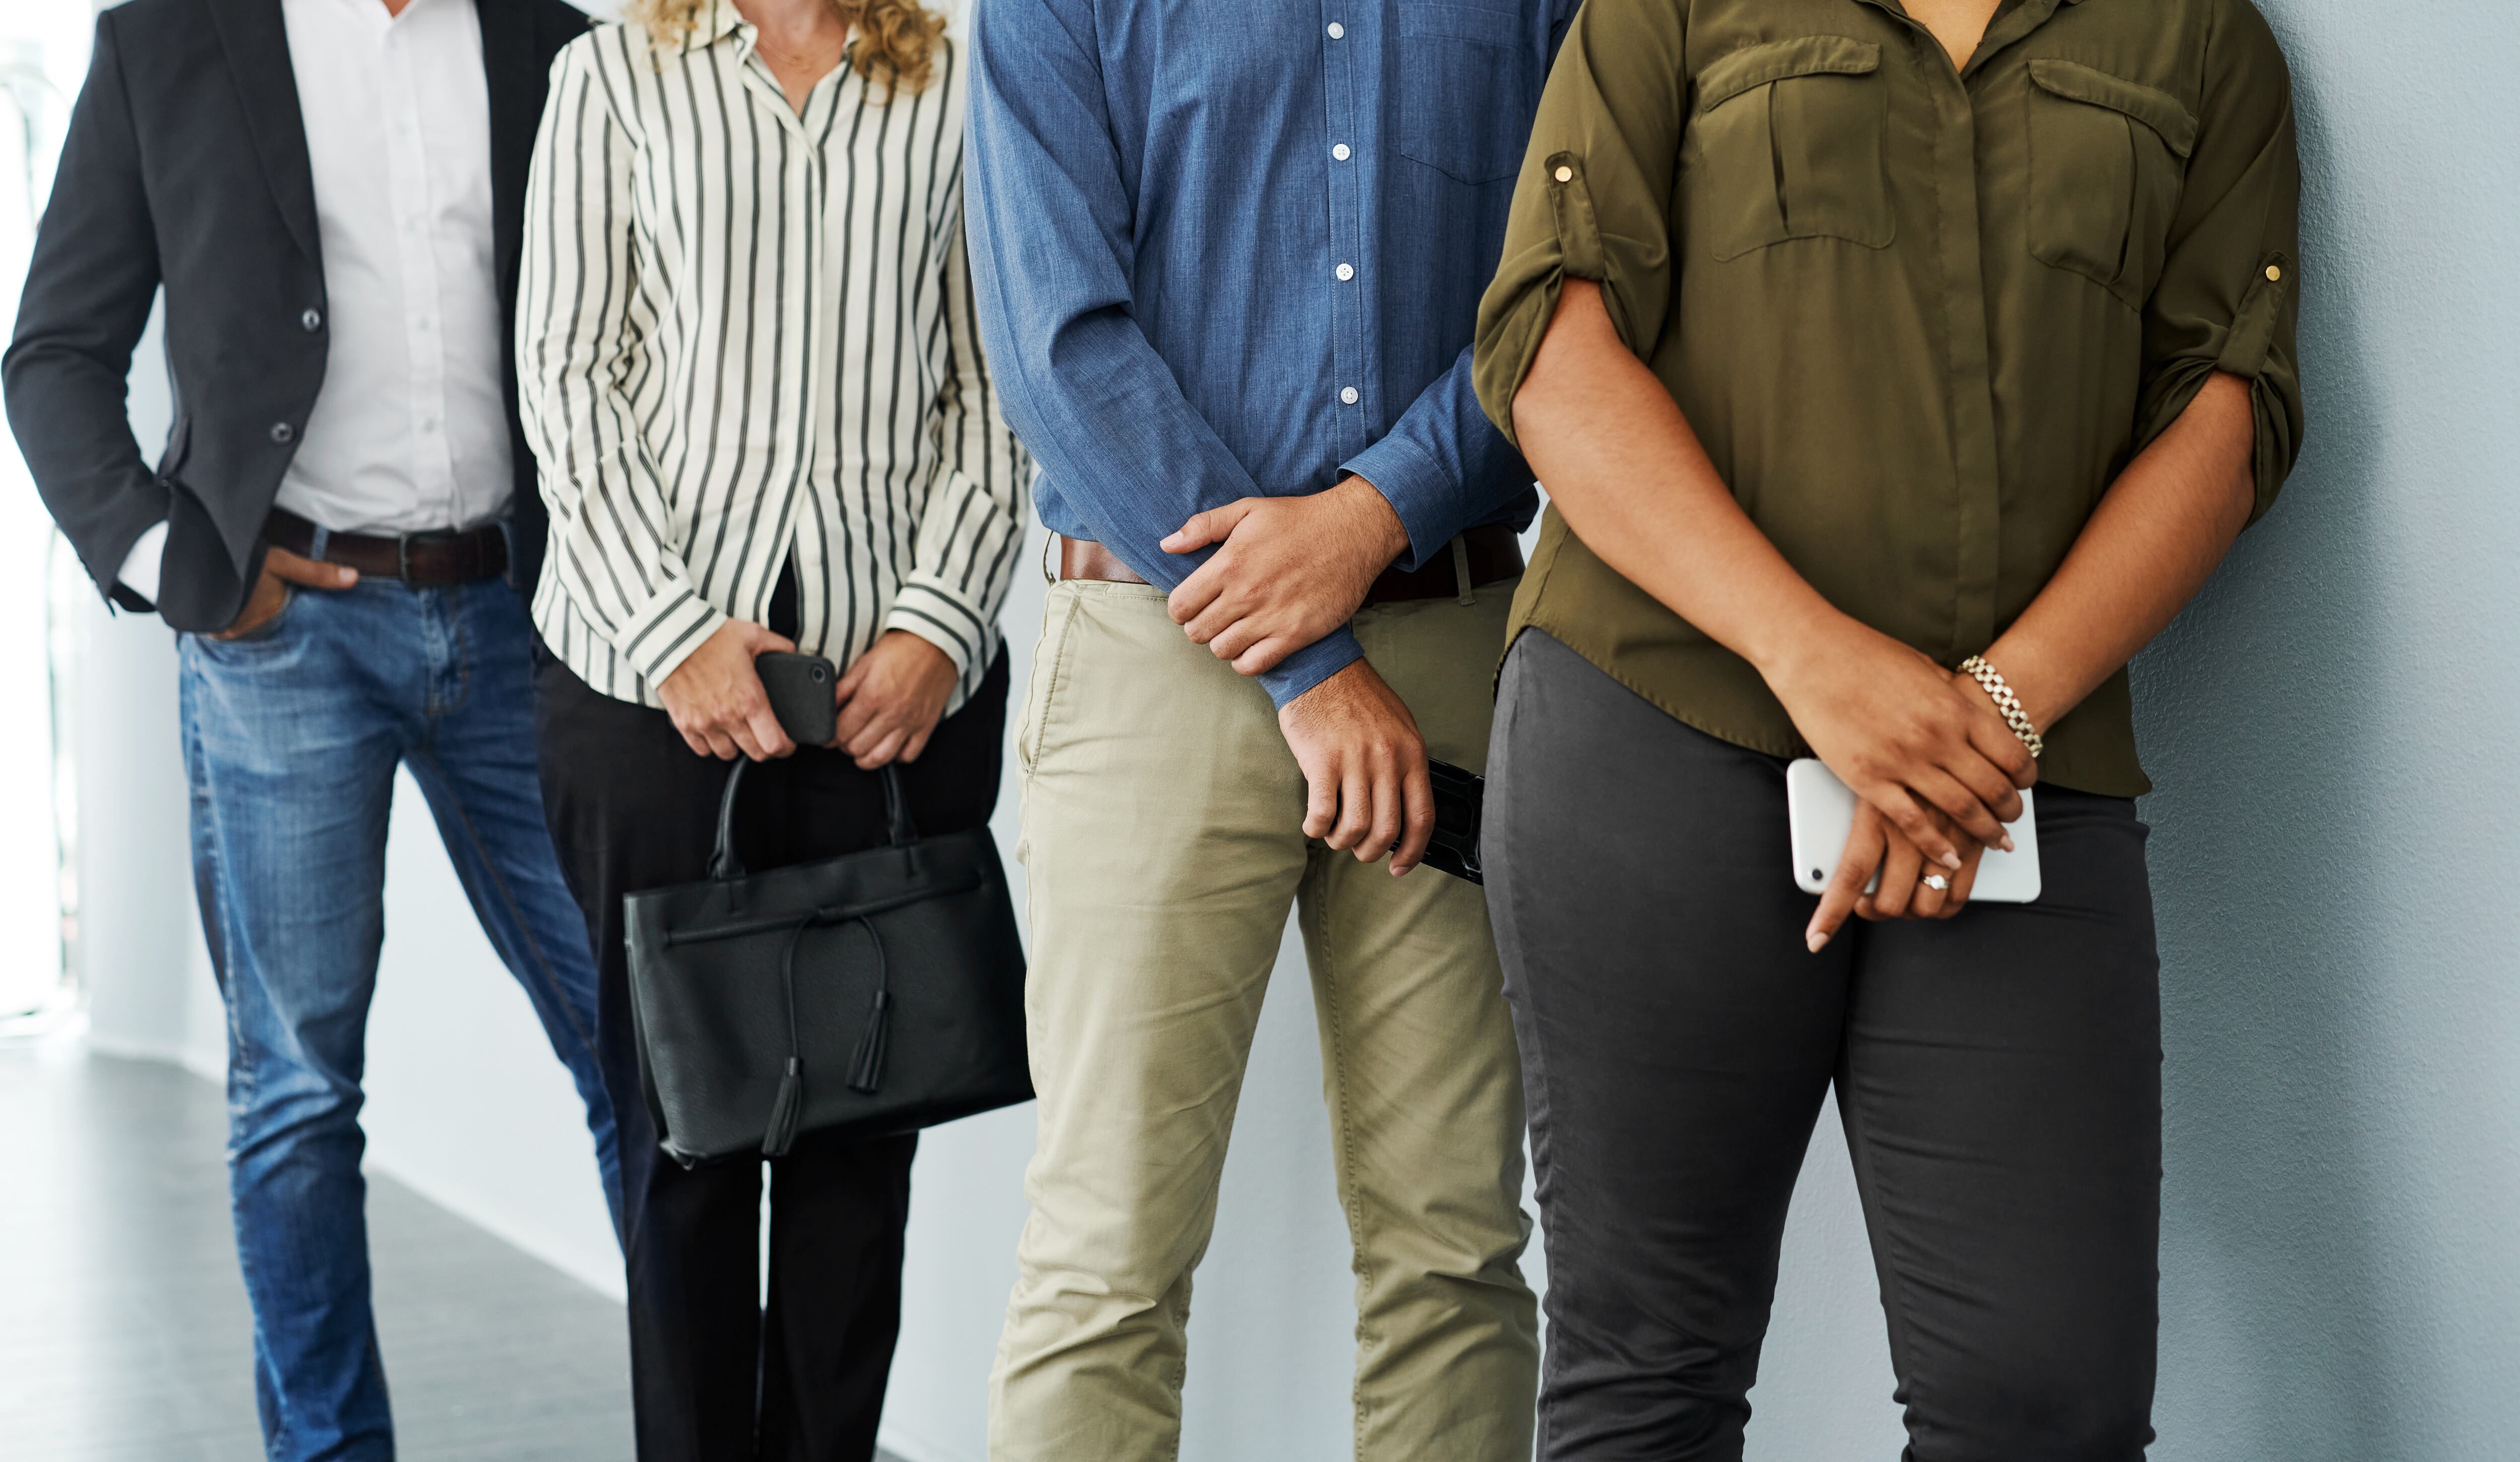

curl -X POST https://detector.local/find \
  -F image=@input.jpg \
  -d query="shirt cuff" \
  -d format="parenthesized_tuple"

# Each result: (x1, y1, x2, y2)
(117, 519, 168, 605)
(1256, 624, 1366, 709)
(1340, 434, 1456, 572)
(880, 579, 989, 678)
(616, 583, 726, 690)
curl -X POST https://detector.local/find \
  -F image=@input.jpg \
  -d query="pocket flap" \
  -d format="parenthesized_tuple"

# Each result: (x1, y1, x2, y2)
(1398, 1, 1520, 48)
(2028, 58, 2197, 158)
(1696, 36, 1880, 115)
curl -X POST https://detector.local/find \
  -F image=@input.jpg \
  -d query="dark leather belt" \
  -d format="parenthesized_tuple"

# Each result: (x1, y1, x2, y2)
(265, 508, 508, 588)
(1057, 522, 1523, 606)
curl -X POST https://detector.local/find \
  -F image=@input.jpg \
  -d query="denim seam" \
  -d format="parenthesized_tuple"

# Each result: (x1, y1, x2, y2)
(402, 746, 599, 1058)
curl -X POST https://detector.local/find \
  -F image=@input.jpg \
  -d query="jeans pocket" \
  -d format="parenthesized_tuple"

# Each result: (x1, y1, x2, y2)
(1395, 2, 1540, 186)
(200, 585, 302, 649)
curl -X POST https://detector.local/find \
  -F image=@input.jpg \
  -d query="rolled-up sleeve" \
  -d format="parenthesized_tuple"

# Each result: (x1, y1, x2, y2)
(2135, 0, 2305, 524)
(1473, 0, 1687, 448)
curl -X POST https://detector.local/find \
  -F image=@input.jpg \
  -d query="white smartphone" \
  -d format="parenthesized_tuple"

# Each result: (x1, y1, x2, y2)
(1785, 759, 2042, 904)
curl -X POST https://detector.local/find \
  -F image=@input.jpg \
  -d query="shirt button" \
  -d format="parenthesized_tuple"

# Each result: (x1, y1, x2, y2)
(2264, 264, 2283, 282)
(1339, 386, 1359, 405)
(1326, 22, 1345, 39)
(1335, 263, 1354, 281)
(1554, 165, 1574, 183)
(270, 422, 295, 444)
(1332, 143, 1351, 162)
(300, 309, 322, 332)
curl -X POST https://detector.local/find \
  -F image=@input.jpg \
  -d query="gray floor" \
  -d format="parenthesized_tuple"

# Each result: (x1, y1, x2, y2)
(0, 1045, 910, 1461)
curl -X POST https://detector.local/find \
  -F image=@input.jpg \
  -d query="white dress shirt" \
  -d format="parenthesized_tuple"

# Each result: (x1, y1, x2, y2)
(518, 13, 1029, 709)
(119, 0, 512, 600)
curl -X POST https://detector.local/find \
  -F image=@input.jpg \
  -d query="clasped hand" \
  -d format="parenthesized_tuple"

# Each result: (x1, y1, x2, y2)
(1770, 623, 2038, 951)
(1162, 478, 1435, 876)
(658, 622, 956, 770)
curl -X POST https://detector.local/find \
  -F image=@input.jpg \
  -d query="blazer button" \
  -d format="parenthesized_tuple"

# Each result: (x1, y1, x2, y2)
(270, 422, 295, 444)
(301, 309, 323, 332)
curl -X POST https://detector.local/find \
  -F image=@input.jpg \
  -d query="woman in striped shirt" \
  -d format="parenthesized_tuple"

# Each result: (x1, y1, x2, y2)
(517, 1, 1026, 1453)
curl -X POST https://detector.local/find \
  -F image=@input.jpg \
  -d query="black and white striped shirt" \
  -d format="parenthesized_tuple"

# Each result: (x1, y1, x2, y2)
(519, 6, 1027, 710)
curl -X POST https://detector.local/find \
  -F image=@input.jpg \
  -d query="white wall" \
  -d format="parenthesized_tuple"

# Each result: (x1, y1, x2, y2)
(59, 0, 2520, 1458)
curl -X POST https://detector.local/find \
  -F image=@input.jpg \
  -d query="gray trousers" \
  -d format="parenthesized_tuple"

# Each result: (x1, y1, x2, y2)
(1485, 629, 2161, 1461)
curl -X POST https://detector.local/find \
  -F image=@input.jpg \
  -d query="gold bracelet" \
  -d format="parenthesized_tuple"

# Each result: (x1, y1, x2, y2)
(1958, 655, 2044, 760)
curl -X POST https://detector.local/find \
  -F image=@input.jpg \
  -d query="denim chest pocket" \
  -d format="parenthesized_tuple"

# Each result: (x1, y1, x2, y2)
(2024, 58, 2195, 309)
(1689, 36, 1895, 262)
(1395, 2, 1537, 185)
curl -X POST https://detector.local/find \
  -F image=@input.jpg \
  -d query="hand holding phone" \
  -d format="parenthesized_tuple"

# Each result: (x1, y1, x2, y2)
(1786, 758, 2041, 904)
(755, 650, 838, 748)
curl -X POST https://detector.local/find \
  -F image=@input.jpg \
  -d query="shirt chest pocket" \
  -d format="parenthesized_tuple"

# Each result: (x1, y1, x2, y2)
(1689, 36, 1895, 262)
(2024, 59, 2195, 309)
(1395, 2, 1538, 185)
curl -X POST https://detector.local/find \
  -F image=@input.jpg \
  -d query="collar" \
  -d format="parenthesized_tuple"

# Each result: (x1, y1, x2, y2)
(680, 0, 748, 53)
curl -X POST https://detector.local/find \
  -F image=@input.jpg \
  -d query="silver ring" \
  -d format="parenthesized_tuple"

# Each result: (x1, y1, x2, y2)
(1922, 873, 1950, 892)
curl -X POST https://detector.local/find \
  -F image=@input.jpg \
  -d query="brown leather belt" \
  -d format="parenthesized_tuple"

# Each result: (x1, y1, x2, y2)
(1057, 522, 1522, 605)
(265, 508, 509, 588)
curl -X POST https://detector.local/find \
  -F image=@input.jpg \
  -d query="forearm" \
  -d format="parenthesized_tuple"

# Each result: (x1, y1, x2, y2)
(1984, 371, 2257, 732)
(1511, 280, 1854, 680)
(1344, 345, 1533, 568)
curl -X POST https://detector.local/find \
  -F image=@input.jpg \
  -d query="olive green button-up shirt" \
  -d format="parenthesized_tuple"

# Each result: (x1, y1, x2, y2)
(1474, 0, 2304, 796)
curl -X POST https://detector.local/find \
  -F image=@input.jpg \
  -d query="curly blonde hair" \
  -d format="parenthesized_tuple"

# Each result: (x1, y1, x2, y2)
(629, 0, 945, 98)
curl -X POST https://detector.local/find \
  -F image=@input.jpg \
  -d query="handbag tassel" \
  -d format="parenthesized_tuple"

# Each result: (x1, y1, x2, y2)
(763, 1057, 804, 1158)
(847, 989, 891, 1094)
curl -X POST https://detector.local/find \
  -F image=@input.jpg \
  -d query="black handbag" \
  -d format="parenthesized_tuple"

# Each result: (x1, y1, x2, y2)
(622, 759, 1032, 1167)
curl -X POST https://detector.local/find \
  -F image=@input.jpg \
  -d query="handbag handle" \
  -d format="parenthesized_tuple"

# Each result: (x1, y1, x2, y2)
(708, 760, 921, 882)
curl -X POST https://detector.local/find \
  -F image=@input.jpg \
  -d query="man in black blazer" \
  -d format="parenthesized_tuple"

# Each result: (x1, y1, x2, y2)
(6, 3, 608, 1457)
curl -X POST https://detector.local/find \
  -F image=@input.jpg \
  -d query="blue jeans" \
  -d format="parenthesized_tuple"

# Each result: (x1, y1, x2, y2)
(180, 574, 620, 1462)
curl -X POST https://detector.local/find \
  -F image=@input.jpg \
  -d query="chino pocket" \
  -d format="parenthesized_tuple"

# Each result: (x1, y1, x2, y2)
(1015, 585, 1082, 778)
(1395, 2, 1537, 186)
(1690, 35, 1894, 262)
(2025, 58, 2195, 309)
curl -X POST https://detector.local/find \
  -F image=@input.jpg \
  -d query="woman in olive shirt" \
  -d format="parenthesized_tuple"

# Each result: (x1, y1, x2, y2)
(1472, 0, 2301, 1455)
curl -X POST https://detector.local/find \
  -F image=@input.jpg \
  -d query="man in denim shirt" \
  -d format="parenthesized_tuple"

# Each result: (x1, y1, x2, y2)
(966, 3, 1573, 1456)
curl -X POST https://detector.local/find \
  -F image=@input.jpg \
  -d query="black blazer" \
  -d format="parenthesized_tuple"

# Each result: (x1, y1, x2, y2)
(3, 0, 587, 633)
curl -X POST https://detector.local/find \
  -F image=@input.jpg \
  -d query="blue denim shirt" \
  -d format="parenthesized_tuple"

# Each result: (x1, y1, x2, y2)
(966, 0, 1574, 705)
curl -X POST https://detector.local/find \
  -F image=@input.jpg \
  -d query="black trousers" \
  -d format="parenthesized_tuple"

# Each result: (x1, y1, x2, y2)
(534, 644, 1007, 1462)
(1485, 630, 2160, 1461)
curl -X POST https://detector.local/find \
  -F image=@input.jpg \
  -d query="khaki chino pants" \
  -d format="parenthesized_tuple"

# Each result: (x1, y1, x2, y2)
(989, 577, 1538, 1461)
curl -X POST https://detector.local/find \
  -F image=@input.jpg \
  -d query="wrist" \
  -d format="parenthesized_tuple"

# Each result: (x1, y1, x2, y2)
(1331, 475, 1410, 567)
(1970, 641, 2073, 738)
(1750, 603, 1873, 695)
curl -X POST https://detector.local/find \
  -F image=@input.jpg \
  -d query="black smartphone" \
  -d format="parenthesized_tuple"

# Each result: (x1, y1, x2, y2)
(755, 650, 838, 747)
(1421, 757, 1486, 884)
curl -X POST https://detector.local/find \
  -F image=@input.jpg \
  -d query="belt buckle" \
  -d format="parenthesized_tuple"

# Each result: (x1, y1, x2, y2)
(397, 528, 459, 586)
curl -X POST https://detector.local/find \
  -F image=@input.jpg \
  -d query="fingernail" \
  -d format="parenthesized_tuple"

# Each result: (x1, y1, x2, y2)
(1999, 834, 2017, 853)
(1940, 850, 1964, 870)
(1806, 929, 1829, 953)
